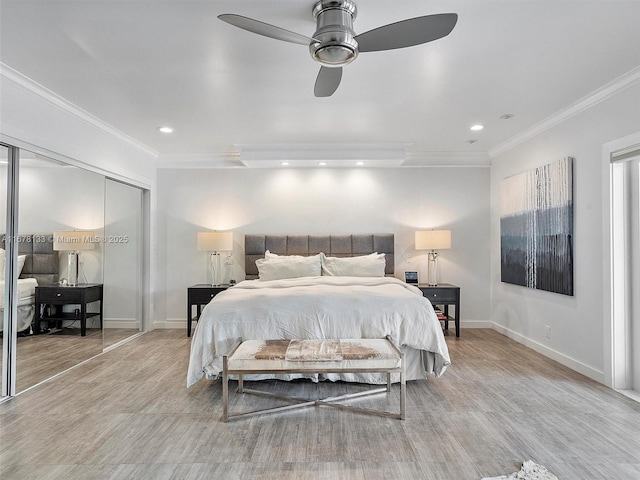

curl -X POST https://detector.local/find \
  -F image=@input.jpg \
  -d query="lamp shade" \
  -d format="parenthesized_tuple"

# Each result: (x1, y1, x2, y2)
(415, 230, 451, 250)
(197, 231, 233, 251)
(53, 230, 96, 251)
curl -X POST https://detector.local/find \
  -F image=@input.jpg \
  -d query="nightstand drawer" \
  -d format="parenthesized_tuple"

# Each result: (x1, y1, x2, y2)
(189, 287, 228, 304)
(37, 288, 81, 303)
(420, 289, 458, 303)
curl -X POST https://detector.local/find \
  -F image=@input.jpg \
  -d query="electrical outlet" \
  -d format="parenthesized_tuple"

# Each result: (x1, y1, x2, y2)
(545, 325, 551, 339)
(224, 255, 234, 265)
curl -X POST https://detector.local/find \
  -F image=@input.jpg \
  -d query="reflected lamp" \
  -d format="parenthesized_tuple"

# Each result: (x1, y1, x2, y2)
(53, 230, 96, 286)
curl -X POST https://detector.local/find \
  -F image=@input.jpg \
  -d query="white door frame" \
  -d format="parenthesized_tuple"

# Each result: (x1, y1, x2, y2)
(603, 131, 640, 389)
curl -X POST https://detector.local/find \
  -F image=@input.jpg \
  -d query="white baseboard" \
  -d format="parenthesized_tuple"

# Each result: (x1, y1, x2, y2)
(103, 318, 141, 329)
(460, 320, 492, 328)
(153, 319, 186, 330)
(491, 322, 605, 383)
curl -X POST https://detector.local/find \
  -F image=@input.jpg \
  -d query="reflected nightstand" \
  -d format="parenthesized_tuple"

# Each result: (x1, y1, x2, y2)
(35, 283, 103, 336)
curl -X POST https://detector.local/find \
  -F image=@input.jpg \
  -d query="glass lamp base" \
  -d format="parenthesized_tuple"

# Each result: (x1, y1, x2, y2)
(427, 251, 438, 286)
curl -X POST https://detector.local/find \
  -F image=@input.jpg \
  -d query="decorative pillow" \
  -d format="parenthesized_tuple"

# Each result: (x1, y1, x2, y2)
(256, 253, 322, 281)
(321, 252, 386, 277)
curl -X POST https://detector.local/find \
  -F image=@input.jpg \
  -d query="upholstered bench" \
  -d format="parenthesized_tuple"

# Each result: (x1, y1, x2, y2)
(222, 337, 405, 422)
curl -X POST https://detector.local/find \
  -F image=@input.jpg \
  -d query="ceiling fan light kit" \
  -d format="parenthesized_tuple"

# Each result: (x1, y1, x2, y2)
(310, 0, 359, 67)
(218, 0, 457, 97)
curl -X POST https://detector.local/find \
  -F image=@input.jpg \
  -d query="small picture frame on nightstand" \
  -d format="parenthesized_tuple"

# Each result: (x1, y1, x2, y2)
(404, 271, 418, 284)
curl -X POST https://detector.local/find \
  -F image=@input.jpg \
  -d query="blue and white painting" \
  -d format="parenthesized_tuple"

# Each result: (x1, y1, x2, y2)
(500, 157, 573, 296)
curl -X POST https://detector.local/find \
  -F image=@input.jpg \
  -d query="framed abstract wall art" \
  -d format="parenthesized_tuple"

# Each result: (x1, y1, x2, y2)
(500, 157, 574, 296)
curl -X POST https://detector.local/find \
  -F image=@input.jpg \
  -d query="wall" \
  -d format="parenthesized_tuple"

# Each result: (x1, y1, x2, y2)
(155, 166, 491, 328)
(489, 82, 640, 382)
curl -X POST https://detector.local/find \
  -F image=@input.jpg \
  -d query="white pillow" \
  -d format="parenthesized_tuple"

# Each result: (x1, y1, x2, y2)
(265, 250, 300, 259)
(17, 255, 26, 276)
(0, 249, 26, 277)
(321, 252, 386, 277)
(256, 253, 322, 281)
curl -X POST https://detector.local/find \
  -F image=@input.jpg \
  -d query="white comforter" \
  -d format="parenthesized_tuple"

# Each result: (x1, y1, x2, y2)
(187, 276, 451, 387)
(0, 278, 38, 332)
(0, 278, 38, 308)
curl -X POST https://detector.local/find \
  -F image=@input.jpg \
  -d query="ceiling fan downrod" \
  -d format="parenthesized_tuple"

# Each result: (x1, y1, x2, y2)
(310, 0, 359, 67)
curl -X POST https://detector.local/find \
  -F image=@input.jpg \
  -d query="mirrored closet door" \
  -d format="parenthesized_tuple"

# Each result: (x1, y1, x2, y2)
(16, 151, 105, 392)
(103, 179, 143, 348)
(1, 144, 11, 398)
(0, 143, 147, 397)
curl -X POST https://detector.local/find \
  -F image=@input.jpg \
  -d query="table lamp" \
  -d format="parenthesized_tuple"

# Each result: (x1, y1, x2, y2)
(415, 230, 451, 286)
(197, 231, 233, 286)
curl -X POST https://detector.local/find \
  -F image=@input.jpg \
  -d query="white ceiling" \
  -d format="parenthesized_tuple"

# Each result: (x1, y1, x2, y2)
(1, 0, 640, 167)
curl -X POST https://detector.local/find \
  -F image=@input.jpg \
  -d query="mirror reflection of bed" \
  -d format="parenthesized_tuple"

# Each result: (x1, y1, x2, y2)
(0, 233, 103, 392)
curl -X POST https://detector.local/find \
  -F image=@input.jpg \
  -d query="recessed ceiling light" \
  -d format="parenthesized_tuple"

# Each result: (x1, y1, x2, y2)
(318, 161, 327, 166)
(470, 124, 484, 131)
(158, 126, 174, 134)
(356, 161, 364, 166)
(281, 161, 290, 166)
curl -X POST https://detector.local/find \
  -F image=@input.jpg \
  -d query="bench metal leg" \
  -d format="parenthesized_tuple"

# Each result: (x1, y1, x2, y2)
(222, 356, 229, 423)
(400, 354, 406, 420)
(222, 337, 406, 422)
(225, 377, 403, 421)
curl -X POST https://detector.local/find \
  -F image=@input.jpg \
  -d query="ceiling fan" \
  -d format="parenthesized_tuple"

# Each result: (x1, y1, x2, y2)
(218, 0, 458, 97)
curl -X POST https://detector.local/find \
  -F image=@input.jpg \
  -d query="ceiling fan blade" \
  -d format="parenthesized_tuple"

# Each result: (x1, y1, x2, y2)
(314, 67, 342, 97)
(218, 14, 317, 46)
(355, 13, 458, 53)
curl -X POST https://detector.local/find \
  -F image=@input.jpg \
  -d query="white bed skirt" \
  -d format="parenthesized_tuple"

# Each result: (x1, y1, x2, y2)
(0, 303, 35, 333)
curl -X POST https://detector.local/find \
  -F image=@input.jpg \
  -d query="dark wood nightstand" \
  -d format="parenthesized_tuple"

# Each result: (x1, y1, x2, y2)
(35, 283, 103, 336)
(187, 284, 230, 337)
(416, 283, 461, 337)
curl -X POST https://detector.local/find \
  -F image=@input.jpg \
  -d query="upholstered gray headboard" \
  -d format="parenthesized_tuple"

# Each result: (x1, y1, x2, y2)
(1, 233, 59, 285)
(245, 233, 394, 279)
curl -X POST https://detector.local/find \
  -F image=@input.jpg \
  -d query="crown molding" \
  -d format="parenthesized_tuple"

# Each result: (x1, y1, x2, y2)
(156, 153, 244, 168)
(159, 146, 491, 168)
(403, 151, 491, 167)
(0, 63, 158, 159)
(236, 143, 408, 167)
(489, 65, 640, 158)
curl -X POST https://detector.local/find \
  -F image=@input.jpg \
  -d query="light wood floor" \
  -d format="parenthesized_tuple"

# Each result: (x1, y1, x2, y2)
(0, 328, 139, 393)
(1, 328, 640, 480)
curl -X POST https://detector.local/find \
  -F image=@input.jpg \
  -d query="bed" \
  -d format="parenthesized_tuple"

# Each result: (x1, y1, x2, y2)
(187, 233, 451, 387)
(0, 234, 59, 333)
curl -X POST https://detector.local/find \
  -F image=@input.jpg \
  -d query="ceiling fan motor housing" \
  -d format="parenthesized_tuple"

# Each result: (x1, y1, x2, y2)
(310, 0, 359, 67)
